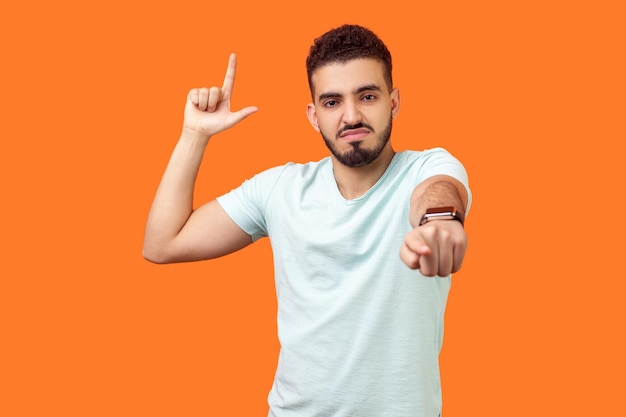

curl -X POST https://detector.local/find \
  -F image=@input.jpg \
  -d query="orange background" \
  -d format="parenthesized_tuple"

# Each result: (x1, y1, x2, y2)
(1, 0, 625, 415)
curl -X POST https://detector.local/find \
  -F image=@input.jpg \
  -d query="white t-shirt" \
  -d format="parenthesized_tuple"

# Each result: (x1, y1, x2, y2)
(217, 148, 471, 417)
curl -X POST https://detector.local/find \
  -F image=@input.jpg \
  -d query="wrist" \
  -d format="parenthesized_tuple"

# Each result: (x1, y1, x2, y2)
(180, 127, 211, 145)
(418, 206, 464, 227)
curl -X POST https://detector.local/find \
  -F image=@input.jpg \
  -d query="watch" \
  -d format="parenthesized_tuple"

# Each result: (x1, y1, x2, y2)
(419, 206, 464, 227)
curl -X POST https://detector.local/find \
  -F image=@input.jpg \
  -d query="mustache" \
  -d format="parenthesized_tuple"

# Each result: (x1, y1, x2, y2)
(336, 123, 374, 138)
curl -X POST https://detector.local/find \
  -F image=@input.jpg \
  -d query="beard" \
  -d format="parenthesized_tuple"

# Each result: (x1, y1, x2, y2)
(320, 118, 393, 167)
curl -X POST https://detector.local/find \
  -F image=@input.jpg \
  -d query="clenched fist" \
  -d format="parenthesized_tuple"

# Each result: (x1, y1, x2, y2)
(400, 219, 468, 277)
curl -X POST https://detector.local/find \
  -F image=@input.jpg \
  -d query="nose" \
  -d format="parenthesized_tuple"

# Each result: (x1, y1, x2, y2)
(342, 99, 362, 125)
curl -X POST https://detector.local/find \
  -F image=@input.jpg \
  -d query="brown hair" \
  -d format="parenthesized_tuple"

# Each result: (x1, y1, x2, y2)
(306, 24, 393, 98)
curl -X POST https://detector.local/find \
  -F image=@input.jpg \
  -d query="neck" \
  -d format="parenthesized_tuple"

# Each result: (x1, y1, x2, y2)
(331, 145, 396, 200)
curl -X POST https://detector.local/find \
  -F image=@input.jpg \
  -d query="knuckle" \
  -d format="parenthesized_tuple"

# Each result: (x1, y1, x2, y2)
(452, 232, 468, 247)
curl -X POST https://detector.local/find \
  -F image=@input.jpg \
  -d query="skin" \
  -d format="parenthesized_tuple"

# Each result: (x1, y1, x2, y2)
(143, 54, 468, 276)
(306, 58, 399, 199)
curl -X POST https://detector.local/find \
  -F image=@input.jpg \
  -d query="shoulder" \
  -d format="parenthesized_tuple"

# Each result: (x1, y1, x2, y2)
(396, 148, 459, 164)
(392, 148, 469, 188)
(396, 148, 465, 171)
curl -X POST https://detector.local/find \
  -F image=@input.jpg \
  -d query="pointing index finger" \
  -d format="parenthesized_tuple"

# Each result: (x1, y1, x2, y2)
(221, 53, 237, 102)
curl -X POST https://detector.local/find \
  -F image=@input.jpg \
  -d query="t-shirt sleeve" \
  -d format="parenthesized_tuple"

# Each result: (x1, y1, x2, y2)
(416, 147, 473, 215)
(216, 165, 288, 242)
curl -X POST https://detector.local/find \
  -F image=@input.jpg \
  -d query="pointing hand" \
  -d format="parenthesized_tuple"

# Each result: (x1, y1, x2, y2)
(400, 220, 468, 277)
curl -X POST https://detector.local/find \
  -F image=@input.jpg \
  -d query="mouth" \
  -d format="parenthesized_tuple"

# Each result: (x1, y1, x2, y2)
(339, 128, 370, 142)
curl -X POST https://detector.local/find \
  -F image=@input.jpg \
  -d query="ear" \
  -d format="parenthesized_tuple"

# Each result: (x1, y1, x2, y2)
(390, 88, 400, 118)
(306, 103, 320, 132)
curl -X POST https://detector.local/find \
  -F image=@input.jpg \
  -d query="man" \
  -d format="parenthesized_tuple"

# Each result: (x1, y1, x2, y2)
(144, 24, 471, 417)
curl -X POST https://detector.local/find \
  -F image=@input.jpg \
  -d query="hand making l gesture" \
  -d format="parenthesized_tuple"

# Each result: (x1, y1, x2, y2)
(183, 53, 258, 139)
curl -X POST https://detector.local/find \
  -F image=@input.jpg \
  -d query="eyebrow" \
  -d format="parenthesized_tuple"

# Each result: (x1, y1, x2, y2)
(317, 84, 383, 102)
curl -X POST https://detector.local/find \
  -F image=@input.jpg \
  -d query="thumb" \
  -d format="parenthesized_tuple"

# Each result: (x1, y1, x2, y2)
(228, 106, 259, 126)
(406, 233, 431, 256)
(413, 243, 431, 256)
(400, 239, 431, 270)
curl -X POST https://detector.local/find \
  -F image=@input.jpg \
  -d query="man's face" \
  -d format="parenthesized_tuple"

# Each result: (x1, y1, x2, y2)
(307, 58, 400, 167)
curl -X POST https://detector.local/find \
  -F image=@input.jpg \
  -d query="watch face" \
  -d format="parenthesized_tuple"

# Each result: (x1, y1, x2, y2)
(426, 213, 456, 221)
(420, 207, 464, 226)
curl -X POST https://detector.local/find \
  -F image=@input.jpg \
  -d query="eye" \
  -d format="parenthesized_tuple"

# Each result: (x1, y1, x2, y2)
(323, 100, 339, 108)
(362, 94, 376, 101)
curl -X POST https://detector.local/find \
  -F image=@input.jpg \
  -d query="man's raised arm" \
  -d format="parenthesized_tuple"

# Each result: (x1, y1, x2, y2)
(143, 54, 257, 264)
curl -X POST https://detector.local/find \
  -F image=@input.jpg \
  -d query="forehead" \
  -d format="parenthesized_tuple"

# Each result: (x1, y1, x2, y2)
(311, 58, 387, 99)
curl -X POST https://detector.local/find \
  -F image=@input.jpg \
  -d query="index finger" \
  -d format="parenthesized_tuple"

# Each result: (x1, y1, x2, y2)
(221, 53, 237, 102)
